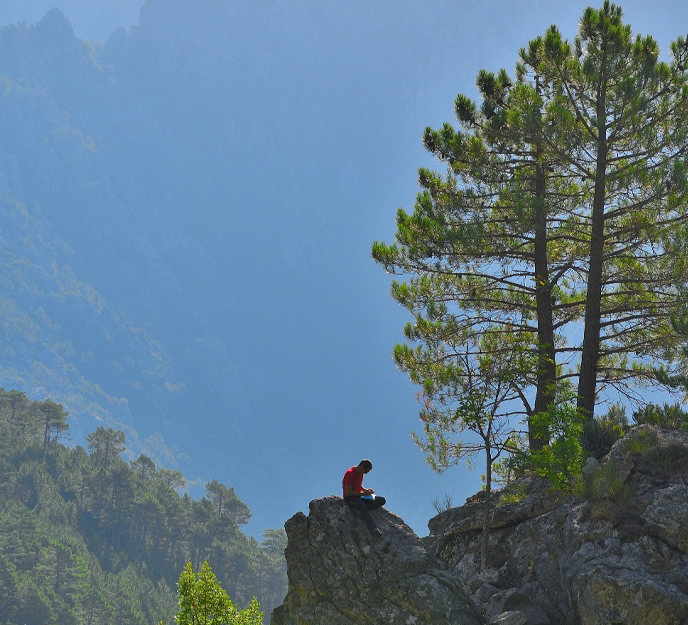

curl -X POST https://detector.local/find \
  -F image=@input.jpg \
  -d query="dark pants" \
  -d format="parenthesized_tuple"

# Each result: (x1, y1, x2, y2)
(344, 495, 386, 532)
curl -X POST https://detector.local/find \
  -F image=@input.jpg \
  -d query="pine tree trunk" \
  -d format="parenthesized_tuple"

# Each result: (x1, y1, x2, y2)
(578, 72, 608, 421)
(532, 157, 556, 450)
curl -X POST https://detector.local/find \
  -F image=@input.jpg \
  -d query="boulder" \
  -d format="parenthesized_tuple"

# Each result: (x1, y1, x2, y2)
(271, 496, 485, 625)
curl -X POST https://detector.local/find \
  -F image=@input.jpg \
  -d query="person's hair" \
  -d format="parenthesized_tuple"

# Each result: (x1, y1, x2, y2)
(359, 459, 372, 472)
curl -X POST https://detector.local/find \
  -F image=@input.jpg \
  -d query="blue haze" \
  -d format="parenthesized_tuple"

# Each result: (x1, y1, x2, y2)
(0, 0, 685, 538)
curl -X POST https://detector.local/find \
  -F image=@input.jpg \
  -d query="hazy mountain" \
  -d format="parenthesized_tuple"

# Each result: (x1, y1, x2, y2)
(1, 0, 682, 536)
(0, 0, 143, 41)
(0, 0, 486, 534)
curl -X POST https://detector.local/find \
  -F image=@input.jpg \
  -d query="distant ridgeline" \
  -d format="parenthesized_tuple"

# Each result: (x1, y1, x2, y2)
(0, 388, 287, 625)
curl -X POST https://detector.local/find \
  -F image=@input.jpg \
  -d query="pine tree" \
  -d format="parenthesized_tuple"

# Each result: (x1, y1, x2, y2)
(524, 2, 688, 420)
(373, 3, 688, 454)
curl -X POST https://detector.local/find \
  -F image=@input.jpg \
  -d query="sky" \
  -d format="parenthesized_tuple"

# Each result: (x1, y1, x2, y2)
(2, 0, 688, 539)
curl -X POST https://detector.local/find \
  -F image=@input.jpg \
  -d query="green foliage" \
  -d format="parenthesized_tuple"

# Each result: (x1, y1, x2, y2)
(0, 387, 287, 625)
(583, 462, 634, 505)
(632, 402, 688, 431)
(174, 561, 262, 625)
(495, 482, 528, 506)
(87, 427, 126, 468)
(656, 316, 688, 391)
(514, 403, 583, 492)
(582, 403, 629, 459)
(374, 2, 688, 453)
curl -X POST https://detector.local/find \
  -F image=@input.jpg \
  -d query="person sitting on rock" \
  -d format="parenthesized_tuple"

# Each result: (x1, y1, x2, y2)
(342, 459, 386, 536)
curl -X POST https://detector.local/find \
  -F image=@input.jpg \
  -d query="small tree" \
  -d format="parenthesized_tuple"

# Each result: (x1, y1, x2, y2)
(172, 561, 262, 625)
(205, 480, 251, 527)
(39, 399, 69, 453)
(130, 454, 157, 487)
(405, 331, 528, 571)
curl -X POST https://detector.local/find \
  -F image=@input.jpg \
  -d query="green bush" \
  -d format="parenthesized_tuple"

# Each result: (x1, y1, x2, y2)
(583, 462, 633, 504)
(632, 403, 688, 431)
(582, 403, 629, 460)
(510, 403, 583, 493)
(168, 561, 263, 625)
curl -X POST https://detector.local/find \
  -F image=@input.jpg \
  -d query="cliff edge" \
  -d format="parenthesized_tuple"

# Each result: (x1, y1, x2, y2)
(274, 427, 688, 625)
(427, 426, 688, 625)
(271, 496, 484, 625)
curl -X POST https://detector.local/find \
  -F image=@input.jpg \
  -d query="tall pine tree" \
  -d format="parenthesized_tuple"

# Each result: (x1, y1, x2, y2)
(374, 2, 688, 452)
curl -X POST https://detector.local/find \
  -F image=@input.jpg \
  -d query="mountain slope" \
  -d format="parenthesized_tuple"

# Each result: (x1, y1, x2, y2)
(0, 0, 605, 535)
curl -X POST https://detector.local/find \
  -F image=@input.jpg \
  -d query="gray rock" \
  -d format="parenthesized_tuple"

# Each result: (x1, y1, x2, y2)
(273, 428, 688, 625)
(487, 612, 529, 625)
(582, 456, 599, 483)
(641, 482, 688, 553)
(484, 588, 551, 625)
(271, 496, 485, 625)
(427, 427, 688, 625)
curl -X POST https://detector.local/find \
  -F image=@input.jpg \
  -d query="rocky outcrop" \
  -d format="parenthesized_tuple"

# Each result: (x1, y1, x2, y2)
(274, 428, 688, 625)
(427, 426, 688, 625)
(271, 496, 485, 625)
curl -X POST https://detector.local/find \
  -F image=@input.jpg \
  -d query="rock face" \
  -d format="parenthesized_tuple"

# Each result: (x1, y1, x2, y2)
(426, 426, 688, 625)
(274, 428, 688, 625)
(271, 496, 484, 625)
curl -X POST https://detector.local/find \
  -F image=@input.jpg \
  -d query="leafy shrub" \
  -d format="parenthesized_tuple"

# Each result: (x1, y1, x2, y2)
(511, 403, 583, 493)
(496, 482, 528, 506)
(632, 403, 688, 431)
(582, 403, 629, 460)
(583, 462, 633, 504)
(169, 561, 263, 625)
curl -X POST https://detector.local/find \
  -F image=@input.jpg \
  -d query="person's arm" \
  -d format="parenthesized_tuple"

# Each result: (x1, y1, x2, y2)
(344, 484, 374, 497)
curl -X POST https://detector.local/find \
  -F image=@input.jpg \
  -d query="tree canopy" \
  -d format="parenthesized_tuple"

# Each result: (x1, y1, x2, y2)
(373, 3, 688, 461)
(0, 387, 287, 625)
(174, 561, 262, 625)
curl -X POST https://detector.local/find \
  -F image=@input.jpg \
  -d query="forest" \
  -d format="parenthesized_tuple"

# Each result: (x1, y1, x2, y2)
(0, 388, 287, 625)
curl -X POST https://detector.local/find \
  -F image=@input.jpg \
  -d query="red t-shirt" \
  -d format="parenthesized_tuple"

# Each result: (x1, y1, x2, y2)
(342, 466, 363, 498)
